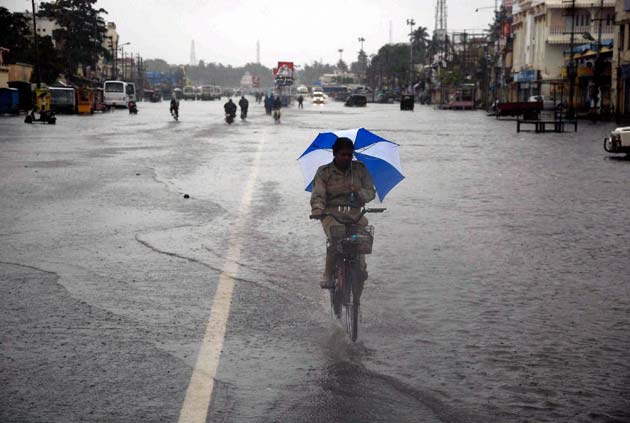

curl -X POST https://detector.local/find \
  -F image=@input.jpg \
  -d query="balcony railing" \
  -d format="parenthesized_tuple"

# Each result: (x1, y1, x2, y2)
(547, 25, 614, 44)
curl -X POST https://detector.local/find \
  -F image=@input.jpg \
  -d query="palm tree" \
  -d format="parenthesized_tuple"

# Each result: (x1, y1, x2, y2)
(411, 26, 430, 64)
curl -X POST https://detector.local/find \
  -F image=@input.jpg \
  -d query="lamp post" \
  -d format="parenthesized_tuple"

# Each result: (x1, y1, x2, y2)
(338, 48, 344, 62)
(407, 18, 416, 91)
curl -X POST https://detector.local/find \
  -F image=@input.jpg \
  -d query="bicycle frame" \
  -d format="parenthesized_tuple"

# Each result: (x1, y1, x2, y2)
(311, 206, 386, 341)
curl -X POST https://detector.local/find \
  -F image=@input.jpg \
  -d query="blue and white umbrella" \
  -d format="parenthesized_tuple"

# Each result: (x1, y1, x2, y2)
(298, 128, 404, 202)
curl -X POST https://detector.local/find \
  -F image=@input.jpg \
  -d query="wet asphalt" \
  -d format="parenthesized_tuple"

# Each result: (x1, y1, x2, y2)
(1, 99, 629, 423)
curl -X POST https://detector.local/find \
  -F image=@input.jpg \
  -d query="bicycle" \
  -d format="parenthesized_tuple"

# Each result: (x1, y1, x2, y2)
(311, 206, 386, 341)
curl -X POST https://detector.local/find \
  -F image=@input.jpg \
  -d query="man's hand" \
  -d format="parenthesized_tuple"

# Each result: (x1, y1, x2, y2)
(310, 209, 324, 220)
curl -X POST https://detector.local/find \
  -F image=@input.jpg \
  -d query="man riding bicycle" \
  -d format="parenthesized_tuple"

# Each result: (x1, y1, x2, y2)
(310, 137, 376, 289)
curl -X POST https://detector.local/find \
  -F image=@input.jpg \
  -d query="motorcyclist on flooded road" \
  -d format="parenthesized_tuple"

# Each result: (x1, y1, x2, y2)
(169, 94, 179, 119)
(238, 95, 249, 119)
(224, 98, 237, 118)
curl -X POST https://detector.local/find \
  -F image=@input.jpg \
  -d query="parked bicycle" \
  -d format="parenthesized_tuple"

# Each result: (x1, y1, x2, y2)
(311, 206, 386, 341)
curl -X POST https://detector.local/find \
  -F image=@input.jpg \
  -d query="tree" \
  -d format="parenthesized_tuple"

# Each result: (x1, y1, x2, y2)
(368, 43, 410, 89)
(411, 26, 430, 64)
(38, 0, 109, 79)
(296, 61, 336, 85)
(350, 50, 369, 77)
(145, 58, 171, 73)
(0, 7, 31, 64)
(336, 59, 348, 72)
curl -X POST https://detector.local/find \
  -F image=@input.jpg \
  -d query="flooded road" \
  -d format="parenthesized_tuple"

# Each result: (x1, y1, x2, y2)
(1, 99, 629, 422)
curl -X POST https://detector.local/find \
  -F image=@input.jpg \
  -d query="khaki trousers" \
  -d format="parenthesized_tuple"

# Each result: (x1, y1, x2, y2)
(321, 210, 368, 280)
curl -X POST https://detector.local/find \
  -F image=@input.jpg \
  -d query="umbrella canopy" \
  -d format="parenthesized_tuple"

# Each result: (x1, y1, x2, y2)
(298, 128, 404, 202)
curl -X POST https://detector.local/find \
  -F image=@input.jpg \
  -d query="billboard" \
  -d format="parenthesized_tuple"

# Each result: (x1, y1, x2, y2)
(273, 62, 294, 78)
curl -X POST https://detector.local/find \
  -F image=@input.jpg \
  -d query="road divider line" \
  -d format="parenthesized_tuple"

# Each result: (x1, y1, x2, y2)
(178, 134, 265, 423)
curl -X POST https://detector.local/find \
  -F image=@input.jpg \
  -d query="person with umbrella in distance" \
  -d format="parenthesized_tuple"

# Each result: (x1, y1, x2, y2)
(310, 137, 376, 288)
(299, 128, 404, 289)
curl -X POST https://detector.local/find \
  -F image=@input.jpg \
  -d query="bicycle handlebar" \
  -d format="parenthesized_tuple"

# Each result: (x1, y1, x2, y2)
(309, 207, 386, 224)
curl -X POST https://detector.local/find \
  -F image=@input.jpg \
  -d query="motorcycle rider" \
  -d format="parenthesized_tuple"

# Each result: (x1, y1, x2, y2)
(224, 98, 237, 119)
(169, 94, 179, 118)
(238, 95, 249, 119)
(297, 95, 304, 109)
(272, 95, 282, 121)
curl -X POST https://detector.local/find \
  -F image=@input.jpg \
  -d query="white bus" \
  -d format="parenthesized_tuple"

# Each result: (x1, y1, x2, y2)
(104, 80, 129, 107)
(126, 82, 136, 102)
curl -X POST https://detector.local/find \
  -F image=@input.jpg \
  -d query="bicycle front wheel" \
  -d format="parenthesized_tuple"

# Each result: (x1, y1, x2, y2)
(343, 264, 360, 342)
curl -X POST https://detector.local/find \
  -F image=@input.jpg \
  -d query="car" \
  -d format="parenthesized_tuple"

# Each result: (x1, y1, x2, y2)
(604, 127, 630, 156)
(345, 94, 367, 107)
(312, 92, 325, 104)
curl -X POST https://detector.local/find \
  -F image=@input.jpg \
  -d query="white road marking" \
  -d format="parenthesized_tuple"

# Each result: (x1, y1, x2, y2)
(178, 134, 265, 423)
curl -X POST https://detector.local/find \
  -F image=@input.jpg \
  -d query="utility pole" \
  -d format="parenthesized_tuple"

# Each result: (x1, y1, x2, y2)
(31, 0, 41, 88)
(338, 49, 344, 62)
(566, 0, 577, 118)
(407, 18, 416, 91)
(358, 36, 365, 51)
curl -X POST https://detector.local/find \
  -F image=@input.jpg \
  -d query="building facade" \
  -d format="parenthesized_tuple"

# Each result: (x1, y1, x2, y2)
(512, 0, 615, 107)
(612, 0, 630, 119)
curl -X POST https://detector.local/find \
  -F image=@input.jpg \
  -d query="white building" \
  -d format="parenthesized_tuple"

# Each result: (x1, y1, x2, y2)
(511, 0, 614, 99)
(240, 71, 253, 89)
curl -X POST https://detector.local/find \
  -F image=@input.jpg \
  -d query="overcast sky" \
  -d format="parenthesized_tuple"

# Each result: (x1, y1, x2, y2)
(4, 0, 497, 67)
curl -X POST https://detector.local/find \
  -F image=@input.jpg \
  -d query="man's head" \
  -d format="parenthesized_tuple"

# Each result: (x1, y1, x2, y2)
(332, 137, 354, 170)
(228, 98, 233, 103)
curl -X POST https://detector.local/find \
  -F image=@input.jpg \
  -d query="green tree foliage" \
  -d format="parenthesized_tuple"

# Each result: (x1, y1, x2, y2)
(29, 36, 64, 84)
(0, 7, 31, 64)
(350, 50, 369, 76)
(38, 0, 109, 78)
(146, 59, 274, 87)
(367, 43, 410, 89)
(0, 7, 62, 84)
(296, 61, 336, 86)
(411, 26, 430, 64)
(336, 59, 348, 72)
(144, 58, 171, 73)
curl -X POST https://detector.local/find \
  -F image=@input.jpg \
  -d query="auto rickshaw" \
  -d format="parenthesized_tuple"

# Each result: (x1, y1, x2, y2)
(24, 88, 56, 124)
(400, 94, 415, 111)
(77, 87, 94, 114)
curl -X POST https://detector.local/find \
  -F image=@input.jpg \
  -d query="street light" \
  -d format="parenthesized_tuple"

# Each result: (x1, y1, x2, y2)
(116, 42, 130, 80)
(31, 0, 41, 88)
(358, 37, 365, 51)
(407, 18, 415, 91)
(338, 49, 344, 62)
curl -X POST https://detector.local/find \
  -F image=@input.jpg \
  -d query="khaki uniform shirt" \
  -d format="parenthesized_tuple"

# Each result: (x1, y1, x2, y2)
(310, 160, 376, 212)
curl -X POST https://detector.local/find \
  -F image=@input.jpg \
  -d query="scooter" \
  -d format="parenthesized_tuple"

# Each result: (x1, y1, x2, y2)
(240, 110, 248, 120)
(225, 112, 236, 125)
(24, 107, 56, 125)
(128, 101, 138, 114)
